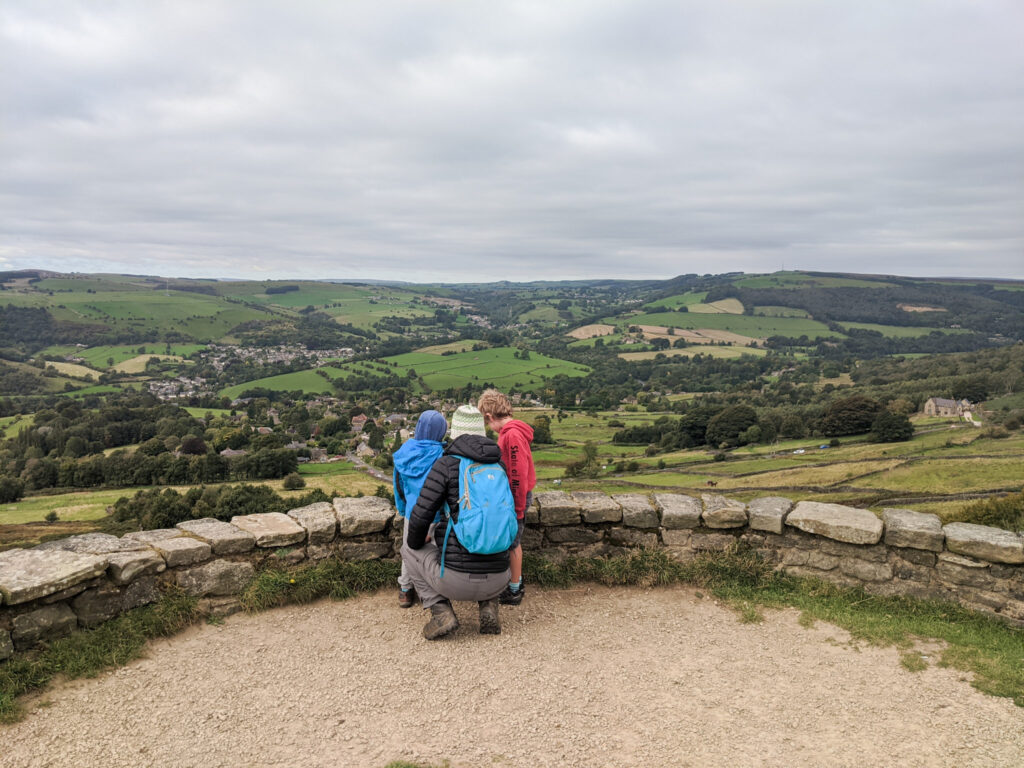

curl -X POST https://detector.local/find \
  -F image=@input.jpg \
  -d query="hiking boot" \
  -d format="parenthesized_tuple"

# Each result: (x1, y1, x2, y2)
(422, 600, 459, 640)
(478, 599, 501, 635)
(498, 583, 524, 606)
(398, 587, 416, 608)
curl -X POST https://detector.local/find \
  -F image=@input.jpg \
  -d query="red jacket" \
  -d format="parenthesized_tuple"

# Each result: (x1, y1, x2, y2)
(498, 419, 536, 519)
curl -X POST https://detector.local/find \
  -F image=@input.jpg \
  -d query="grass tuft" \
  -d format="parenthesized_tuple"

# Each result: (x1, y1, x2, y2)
(240, 558, 400, 612)
(900, 651, 928, 672)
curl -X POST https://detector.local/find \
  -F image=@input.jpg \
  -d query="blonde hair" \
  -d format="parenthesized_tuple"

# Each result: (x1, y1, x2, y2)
(477, 388, 513, 419)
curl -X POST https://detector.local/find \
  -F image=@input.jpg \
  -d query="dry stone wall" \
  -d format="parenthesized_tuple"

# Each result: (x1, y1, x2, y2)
(2, 492, 1023, 658)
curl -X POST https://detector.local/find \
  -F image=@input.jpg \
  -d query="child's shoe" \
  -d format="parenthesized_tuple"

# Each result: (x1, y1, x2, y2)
(398, 586, 416, 608)
(498, 582, 524, 606)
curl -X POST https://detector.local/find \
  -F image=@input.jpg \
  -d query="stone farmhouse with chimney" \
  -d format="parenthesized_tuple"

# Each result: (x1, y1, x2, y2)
(923, 397, 972, 418)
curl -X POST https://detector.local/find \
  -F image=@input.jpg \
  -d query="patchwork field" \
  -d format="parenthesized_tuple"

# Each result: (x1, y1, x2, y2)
(567, 323, 617, 339)
(688, 298, 744, 314)
(220, 367, 347, 399)
(45, 362, 98, 380)
(113, 355, 185, 374)
(733, 273, 898, 289)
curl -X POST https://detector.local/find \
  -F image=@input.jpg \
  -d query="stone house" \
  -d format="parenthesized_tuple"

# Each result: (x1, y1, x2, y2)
(923, 397, 971, 417)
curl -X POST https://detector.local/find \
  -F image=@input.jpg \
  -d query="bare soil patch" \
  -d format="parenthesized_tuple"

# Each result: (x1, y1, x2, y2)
(3, 586, 1022, 768)
(899, 304, 947, 313)
(637, 326, 762, 346)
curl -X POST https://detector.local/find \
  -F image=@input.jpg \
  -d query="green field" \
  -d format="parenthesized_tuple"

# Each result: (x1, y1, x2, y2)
(220, 367, 347, 399)
(838, 323, 969, 338)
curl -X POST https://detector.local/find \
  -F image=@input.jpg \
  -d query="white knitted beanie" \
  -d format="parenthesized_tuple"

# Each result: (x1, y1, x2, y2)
(450, 404, 486, 438)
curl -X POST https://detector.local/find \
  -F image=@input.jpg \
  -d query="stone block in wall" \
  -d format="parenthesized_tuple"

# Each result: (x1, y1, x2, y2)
(124, 528, 186, 544)
(608, 528, 658, 548)
(1003, 600, 1024, 622)
(535, 491, 581, 526)
(614, 494, 659, 528)
(0, 548, 108, 606)
(747, 497, 793, 535)
(655, 494, 702, 530)
(957, 586, 1007, 611)
(690, 532, 737, 552)
(882, 509, 944, 552)
(72, 582, 125, 628)
(121, 576, 159, 612)
(525, 497, 540, 525)
(782, 566, 861, 589)
(0, 629, 11, 661)
(11, 603, 77, 650)
(521, 527, 544, 550)
(308, 543, 333, 561)
(36, 532, 149, 556)
(270, 547, 307, 566)
(334, 497, 394, 536)
(176, 559, 256, 597)
(893, 547, 937, 567)
(546, 527, 602, 544)
(893, 559, 933, 583)
(839, 557, 893, 582)
(573, 492, 622, 524)
(806, 551, 840, 571)
(662, 529, 691, 548)
(177, 518, 256, 555)
(786, 501, 883, 545)
(231, 513, 306, 548)
(150, 537, 212, 568)
(287, 502, 337, 544)
(817, 538, 889, 563)
(740, 532, 766, 547)
(936, 552, 994, 589)
(106, 549, 166, 586)
(336, 541, 392, 561)
(198, 596, 243, 619)
(782, 549, 810, 566)
(40, 579, 96, 605)
(701, 494, 747, 529)
(943, 522, 1024, 565)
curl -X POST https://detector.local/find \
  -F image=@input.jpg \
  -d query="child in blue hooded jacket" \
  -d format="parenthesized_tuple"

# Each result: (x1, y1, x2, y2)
(393, 409, 447, 607)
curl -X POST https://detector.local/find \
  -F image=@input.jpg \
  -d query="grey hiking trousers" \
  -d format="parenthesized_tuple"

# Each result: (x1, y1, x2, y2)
(400, 540, 510, 609)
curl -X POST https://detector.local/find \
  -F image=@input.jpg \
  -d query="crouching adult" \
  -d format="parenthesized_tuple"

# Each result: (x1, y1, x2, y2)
(401, 405, 512, 639)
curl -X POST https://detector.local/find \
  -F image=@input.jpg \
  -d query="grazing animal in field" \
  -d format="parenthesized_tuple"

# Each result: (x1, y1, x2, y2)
(706, 480, 717, 487)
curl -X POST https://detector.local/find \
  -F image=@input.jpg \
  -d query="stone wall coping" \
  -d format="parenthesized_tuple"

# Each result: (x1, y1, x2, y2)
(786, 501, 884, 545)
(943, 522, 1024, 565)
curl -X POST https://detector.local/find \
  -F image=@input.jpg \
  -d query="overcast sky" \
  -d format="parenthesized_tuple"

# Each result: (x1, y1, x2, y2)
(2, 1, 1022, 283)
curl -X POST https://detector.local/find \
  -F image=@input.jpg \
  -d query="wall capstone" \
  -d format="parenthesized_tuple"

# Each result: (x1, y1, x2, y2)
(230, 513, 306, 548)
(701, 494, 747, 529)
(656, 493, 702, 529)
(177, 518, 256, 554)
(943, 522, 1024, 565)
(787, 501, 883, 545)
(882, 509, 944, 552)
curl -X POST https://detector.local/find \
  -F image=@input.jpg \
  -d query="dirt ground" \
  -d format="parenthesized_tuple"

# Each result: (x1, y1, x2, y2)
(3, 585, 1024, 768)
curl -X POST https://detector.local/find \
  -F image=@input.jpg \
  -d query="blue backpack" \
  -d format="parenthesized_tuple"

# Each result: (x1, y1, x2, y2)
(440, 457, 517, 576)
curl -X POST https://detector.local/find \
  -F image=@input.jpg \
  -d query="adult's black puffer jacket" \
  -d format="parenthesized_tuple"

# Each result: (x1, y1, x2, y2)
(406, 434, 511, 575)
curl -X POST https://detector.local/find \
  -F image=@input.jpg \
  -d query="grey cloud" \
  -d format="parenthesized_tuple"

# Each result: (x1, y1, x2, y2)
(1, 0, 1022, 282)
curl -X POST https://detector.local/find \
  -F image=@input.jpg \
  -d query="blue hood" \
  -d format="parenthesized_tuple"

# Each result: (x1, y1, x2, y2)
(393, 438, 444, 477)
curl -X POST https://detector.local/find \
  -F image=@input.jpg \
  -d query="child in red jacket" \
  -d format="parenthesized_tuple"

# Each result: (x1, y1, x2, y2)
(478, 388, 536, 605)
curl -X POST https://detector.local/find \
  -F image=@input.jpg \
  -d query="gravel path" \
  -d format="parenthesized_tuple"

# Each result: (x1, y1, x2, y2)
(4, 585, 1024, 768)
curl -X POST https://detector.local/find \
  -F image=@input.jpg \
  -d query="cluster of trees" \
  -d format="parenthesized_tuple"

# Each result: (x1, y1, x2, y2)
(612, 394, 913, 452)
(112, 484, 331, 531)
(14, 446, 298, 492)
